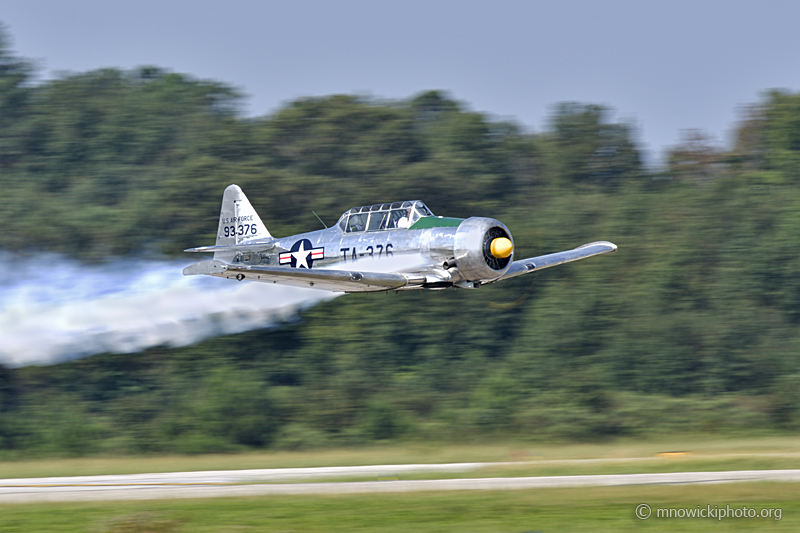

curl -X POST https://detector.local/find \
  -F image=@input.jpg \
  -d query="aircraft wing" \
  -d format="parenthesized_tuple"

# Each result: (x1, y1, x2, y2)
(183, 260, 426, 293)
(498, 241, 617, 281)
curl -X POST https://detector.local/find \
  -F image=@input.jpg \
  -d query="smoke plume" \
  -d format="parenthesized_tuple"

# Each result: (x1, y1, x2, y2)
(0, 252, 336, 367)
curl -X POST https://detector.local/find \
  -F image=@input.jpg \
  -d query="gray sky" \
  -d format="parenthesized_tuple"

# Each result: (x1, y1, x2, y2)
(3, 0, 799, 164)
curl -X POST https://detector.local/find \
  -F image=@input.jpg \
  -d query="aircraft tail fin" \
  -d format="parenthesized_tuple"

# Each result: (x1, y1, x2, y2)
(214, 184, 270, 261)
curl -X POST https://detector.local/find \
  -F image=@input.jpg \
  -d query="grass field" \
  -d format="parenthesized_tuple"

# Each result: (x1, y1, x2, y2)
(299, 455, 800, 485)
(0, 483, 796, 532)
(1, 436, 799, 531)
(2, 435, 800, 480)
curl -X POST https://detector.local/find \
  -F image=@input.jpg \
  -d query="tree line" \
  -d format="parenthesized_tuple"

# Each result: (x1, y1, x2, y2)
(2, 25, 800, 455)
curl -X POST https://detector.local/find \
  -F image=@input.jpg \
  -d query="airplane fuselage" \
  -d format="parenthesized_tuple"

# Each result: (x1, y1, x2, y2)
(183, 185, 616, 293)
(225, 215, 505, 289)
(231, 219, 459, 268)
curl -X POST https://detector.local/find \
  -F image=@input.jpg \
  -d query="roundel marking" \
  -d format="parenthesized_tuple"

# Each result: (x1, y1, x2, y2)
(279, 239, 325, 269)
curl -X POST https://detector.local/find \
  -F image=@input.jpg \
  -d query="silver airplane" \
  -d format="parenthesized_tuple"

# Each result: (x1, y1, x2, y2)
(183, 185, 617, 292)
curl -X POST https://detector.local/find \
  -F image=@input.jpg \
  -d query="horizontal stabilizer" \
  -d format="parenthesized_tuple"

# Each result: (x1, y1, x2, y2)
(184, 241, 277, 253)
(182, 260, 228, 276)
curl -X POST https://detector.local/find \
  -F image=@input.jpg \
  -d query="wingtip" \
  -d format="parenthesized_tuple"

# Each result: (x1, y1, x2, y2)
(578, 240, 618, 252)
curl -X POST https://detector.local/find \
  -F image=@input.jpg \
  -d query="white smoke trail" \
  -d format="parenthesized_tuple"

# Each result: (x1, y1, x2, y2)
(0, 252, 337, 367)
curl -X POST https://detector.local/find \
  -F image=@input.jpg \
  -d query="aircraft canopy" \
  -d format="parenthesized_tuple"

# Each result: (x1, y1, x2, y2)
(338, 201, 434, 233)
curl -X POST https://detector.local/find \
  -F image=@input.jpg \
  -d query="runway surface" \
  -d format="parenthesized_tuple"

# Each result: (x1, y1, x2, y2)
(2, 464, 800, 503)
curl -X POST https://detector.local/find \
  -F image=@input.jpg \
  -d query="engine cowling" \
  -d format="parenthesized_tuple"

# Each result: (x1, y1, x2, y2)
(452, 217, 514, 282)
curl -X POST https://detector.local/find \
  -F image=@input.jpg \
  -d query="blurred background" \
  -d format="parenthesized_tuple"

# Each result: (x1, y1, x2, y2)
(1, 1, 800, 457)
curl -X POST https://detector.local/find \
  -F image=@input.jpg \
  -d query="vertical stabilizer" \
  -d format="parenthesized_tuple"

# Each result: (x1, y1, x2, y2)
(214, 184, 270, 261)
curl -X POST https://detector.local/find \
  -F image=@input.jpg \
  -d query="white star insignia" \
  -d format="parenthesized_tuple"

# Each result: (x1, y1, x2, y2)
(292, 241, 311, 269)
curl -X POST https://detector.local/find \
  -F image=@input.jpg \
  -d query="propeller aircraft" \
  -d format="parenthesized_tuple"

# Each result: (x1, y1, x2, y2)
(183, 185, 617, 292)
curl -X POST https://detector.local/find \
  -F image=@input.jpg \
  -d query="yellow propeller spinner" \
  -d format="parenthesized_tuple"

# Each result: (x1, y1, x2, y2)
(490, 237, 513, 259)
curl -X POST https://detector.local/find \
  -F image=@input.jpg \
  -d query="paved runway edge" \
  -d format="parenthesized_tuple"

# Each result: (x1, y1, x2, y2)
(3, 469, 800, 503)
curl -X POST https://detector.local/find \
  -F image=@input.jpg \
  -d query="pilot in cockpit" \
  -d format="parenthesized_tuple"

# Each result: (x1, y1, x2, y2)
(397, 209, 412, 229)
(391, 208, 412, 229)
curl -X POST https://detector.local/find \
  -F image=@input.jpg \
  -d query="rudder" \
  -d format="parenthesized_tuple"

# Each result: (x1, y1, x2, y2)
(214, 184, 270, 260)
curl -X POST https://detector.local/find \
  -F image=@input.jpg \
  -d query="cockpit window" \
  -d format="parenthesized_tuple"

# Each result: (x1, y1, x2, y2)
(346, 213, 368, 232)
(368, 210, 388, 231)
(415, 201, 434, 217)
(340, 201, 433, 232)
(388, 208, 409, 228)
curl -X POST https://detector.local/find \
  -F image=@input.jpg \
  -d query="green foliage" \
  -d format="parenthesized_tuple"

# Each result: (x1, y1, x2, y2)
(0, 24, 35, 173)
(764, 90, 800, 181)
(544, 102, 642, 187)
(2, 23, 800, 455)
